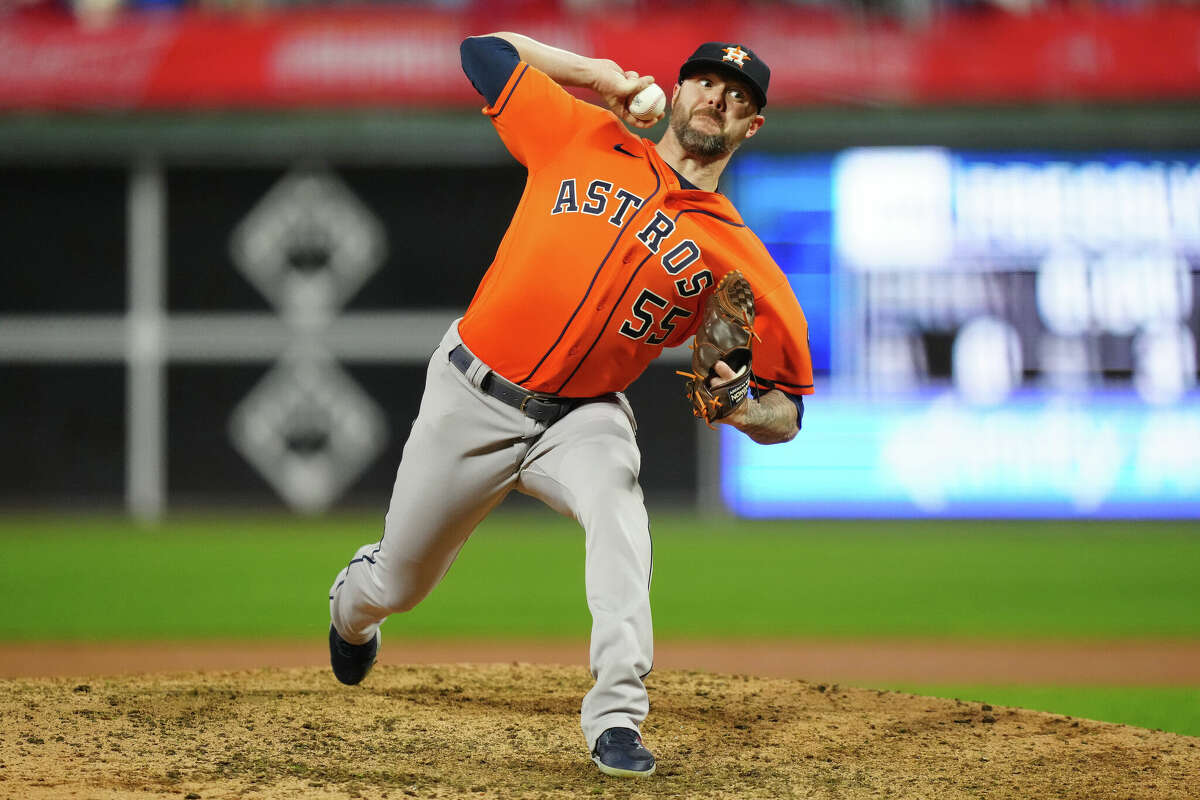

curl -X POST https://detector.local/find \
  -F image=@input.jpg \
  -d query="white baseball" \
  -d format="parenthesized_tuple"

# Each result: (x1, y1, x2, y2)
(628, 83, 666, 121)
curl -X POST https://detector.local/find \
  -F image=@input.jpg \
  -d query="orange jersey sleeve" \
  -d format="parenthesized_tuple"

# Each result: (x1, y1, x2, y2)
(483, 62, 611, 171)
(750, 276, 816, 397)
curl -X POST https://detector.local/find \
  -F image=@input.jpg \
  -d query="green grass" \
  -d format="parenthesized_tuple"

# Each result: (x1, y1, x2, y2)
(885, 685, 1200, 738)
(0, 511, 1197, 641)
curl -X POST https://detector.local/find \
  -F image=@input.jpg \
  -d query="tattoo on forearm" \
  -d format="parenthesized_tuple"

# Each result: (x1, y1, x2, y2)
(733, 390, 798, 445)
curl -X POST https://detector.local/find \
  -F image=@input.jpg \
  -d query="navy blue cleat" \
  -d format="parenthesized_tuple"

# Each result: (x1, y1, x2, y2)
(328, 624, 379, 686)
(591, 727, 656, 778)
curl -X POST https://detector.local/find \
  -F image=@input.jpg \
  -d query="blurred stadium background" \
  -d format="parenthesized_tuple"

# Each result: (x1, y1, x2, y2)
(1, 0, 1198, 735)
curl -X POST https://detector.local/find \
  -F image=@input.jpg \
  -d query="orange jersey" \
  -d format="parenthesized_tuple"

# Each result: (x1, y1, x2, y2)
(458, 62, 815, 400)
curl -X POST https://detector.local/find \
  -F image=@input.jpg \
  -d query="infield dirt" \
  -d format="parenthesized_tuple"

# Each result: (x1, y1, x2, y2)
(2, 663, 1196, 800)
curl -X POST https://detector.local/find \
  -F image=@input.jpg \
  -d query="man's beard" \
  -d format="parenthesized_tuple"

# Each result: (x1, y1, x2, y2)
(670, 106, 733, 158)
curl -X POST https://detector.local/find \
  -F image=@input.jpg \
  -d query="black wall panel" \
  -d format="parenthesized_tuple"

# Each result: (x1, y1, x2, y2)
(4, 161, 698, 509)
(0, 365, 125, 502)
(0, 167, 126, 313)
(167, 165, 526, 312)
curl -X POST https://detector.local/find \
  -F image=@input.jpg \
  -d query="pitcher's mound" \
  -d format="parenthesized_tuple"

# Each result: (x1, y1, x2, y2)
(1, 663, 1194, 799)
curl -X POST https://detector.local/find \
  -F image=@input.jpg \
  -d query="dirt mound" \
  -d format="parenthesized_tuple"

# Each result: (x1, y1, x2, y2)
(1, 663, 1195, 799)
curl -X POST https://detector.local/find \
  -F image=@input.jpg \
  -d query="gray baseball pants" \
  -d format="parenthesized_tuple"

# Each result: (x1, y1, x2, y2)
(329, 321, 654, 750)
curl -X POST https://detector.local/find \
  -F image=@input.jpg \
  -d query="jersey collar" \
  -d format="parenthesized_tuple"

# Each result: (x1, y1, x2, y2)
(643, 140, 745, 225)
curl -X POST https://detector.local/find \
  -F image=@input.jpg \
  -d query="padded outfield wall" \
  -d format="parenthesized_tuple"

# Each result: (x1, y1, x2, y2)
(3, 104, 1198, 517)
(2, 4, 1199, 517)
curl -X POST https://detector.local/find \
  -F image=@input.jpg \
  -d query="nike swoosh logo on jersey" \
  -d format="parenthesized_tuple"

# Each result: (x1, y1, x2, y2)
(613, 143, 642, 158)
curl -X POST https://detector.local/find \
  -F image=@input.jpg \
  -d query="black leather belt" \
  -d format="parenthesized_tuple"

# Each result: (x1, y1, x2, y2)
(448, 344, 578, 426)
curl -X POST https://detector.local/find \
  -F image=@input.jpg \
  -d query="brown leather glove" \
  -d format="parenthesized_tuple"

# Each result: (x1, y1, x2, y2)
(678, 270, 757, 426)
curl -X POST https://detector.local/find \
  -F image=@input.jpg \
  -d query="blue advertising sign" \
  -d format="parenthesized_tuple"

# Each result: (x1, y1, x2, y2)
(724, 150, 1200, 518)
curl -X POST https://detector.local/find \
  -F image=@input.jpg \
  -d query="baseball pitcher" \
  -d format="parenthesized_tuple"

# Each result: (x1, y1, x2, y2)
(328, 32, 814, 778)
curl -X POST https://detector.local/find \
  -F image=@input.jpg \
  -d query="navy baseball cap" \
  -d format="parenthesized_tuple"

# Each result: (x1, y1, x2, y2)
(678, 42, 770, 109)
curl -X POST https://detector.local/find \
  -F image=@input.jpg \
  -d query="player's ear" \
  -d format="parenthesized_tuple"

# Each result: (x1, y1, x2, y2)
(743, 113, 765, 140)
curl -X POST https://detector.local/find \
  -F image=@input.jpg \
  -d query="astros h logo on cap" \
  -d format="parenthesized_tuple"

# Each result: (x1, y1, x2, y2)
(678, 42, 770, 109)
(721, 46, 751, 67)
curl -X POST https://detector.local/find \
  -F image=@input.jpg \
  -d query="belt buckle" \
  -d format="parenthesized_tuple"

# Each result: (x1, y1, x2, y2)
(520, 392, 561, 422)
(519, 394, 543, 414)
